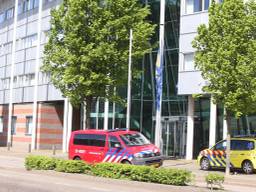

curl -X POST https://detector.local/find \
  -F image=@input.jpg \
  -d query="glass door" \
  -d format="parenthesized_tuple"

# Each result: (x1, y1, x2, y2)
(161, 118, 186, 158)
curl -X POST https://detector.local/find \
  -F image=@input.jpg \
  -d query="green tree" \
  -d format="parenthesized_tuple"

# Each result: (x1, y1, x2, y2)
(192, 0, 256, 175)
(42, 0, 155, 127)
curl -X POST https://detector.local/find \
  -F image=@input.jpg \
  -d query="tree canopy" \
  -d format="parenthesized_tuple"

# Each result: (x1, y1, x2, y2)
(42, 0, 155, 126)
(192, 0, 256, 118)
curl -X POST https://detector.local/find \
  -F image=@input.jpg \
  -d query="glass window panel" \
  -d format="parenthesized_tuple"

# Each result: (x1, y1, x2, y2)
(194, 0, 203, 12)
(186, 0, 194, 14)
(184, 53, 195, 71)
(108, 135, 122, 148)
(231, 140, 255, 151)
(0, 12, 5, 23)
(214, 140, 226, 150)
(34, 0, 39, 8)
(26, 116, 33, 135)
(204, 0, 210, 10)
(74, 134, 106, 147)
(18, 2, 24, 15)
(11, 116, 17, 135)
(26, 0, 34, 11)
(6, 8, 14, 20)
(0, 117, 3, 133)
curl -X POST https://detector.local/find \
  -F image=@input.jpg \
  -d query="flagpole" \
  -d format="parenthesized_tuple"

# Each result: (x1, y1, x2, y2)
(155, 0, 165, 149)
(126, 29, 133, 130)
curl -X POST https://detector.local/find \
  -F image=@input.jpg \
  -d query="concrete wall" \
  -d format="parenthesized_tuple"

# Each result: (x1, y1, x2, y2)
(0, 0, 63, 105)
(178, 0, 209, 95)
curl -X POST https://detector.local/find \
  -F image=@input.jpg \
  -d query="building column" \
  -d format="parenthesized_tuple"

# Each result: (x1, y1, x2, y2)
(209, 96, 217, 148)
(82, 102, 86, 130)
(186, 95, 194, 160)
(103, 99, 109, 130)
(223, 108, 228, 139)
(62, 98, 69, 152)
(66, 101, 73, 151)
(7, 0, 19, 146)
(94, 98, 99, 129)
(31, 0, 43, 150)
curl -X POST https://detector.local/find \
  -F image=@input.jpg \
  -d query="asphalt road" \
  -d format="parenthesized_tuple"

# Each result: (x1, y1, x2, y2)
(0, 150, 255, 192)
(0, 154, 209, 192)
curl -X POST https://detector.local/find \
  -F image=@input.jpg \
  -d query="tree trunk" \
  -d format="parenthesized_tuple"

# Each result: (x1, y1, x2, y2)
(225, 110, 232, 176)
(85, 96, 93, 129)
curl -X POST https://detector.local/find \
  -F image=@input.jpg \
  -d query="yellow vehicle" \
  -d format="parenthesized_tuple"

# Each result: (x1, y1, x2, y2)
(197, 137, 256, 174)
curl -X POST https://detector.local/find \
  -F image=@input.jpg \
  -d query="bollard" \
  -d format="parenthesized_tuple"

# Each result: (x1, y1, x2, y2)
(28, 143, 31, 153)
(52, 144, 56, 155)
(7, 142, 11, 151)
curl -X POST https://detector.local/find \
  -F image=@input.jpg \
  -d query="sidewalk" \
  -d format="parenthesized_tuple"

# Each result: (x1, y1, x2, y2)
(0, 146, 68, 159)
(163, 159, 256, 192)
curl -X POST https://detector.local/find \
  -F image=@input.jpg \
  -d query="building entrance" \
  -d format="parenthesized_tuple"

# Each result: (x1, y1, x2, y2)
(161, 117, 187, 158)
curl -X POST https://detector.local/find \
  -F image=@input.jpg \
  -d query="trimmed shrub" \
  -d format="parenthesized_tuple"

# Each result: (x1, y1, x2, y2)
(25, 155, 56, 170)
(55, 159, 92, 174)
(92, 163, 193, 185)
(25, 156, 193, 186)
(149, 168, 193, 185)
(205, 173, 224, 191)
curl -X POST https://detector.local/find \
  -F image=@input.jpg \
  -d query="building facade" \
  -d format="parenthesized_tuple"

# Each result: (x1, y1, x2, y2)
(1, 0, 254, 159)
(178, 0, 256, 159)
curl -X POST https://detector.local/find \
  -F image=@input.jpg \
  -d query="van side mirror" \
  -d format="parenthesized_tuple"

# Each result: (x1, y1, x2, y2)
(114, 143, 122, 148)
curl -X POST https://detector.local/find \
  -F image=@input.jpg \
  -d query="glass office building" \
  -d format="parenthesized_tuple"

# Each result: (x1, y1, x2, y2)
(89, 0, 188, 158)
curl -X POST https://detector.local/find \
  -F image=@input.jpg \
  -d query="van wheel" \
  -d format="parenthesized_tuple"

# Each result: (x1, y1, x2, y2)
(200, 157, 210, 170)
(74, 156, 81, 160)
(242, 160, 254, 174)
(121, 160, 131, 165)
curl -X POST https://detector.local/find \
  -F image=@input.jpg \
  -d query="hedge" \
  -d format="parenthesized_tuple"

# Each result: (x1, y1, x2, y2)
(25, 155, 193, 186)
(55, 159, 92, 174)
(25, 155, 57, 170)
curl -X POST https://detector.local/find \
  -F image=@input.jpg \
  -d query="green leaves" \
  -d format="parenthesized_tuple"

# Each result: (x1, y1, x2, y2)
(42, 0, 155, 107)
(192, 0, 256, 118)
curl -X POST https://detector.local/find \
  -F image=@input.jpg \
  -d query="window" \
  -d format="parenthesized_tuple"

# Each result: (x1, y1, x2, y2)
(11, 116, 17, 135)
(74, 134, 106, 147)
(120, 133, 151, 146)
(0, 12, 5, 23)
(6, 7, 14, 20)
(2, 78, 10, 89)
(185, 0, 210, 14)
(40, 72, 50, 84)
(214, 140, 227, 150)
(204, 0, 210, 10)
(26, 0, 34, 11)
(109, 135, 122, 148)
(34, 0, 40, 8)
(231, 140, 255, 151)
(0, 117, 3, 133)
(26, 116, 33, 135)
(25, 34, 38, 48)
(183, 53, 195, 71)
(18, 2, 25, 15)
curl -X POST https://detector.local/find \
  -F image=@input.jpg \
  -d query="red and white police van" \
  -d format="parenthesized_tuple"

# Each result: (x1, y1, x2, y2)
(68, 129, 163, 166)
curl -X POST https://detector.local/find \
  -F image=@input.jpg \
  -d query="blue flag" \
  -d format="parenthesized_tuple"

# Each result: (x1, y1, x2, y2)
(155, 50, 163, 111)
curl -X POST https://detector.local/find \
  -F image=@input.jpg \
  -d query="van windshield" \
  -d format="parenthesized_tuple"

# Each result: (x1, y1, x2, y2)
(120, 133, 151, 146)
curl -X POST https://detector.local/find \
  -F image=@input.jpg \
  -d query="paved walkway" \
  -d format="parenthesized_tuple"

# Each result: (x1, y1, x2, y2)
(163, 159, 256, 192)
(0, 147, 255, 192)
